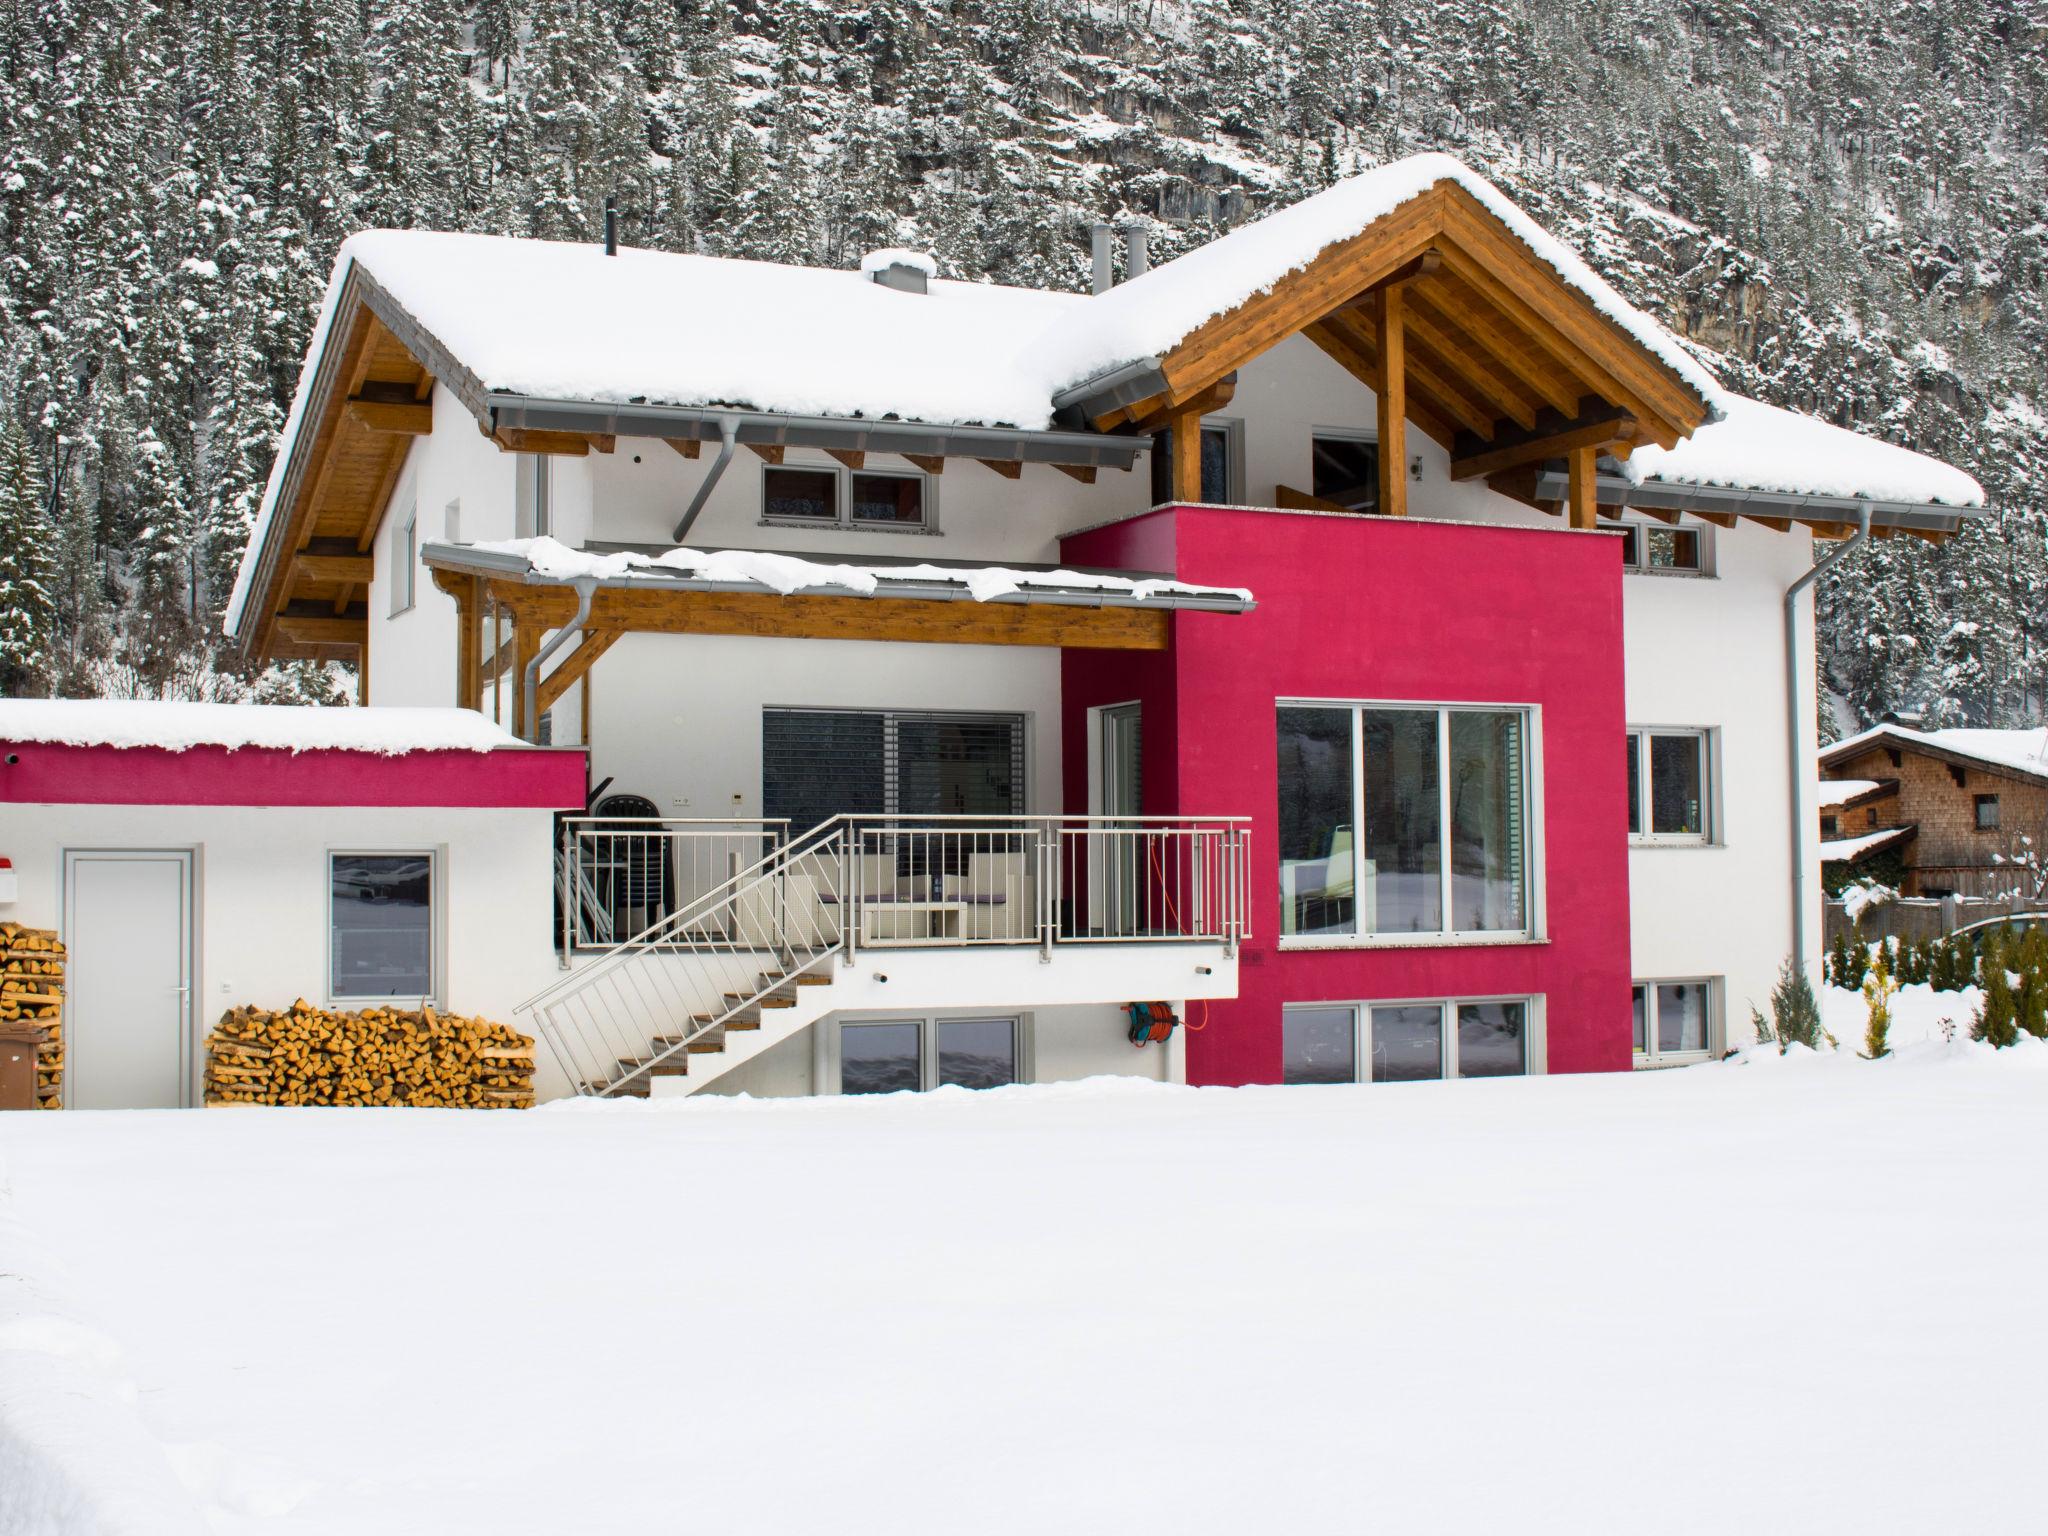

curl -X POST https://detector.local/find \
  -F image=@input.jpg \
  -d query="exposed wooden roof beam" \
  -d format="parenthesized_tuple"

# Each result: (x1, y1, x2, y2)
(746, 443, 784, 465)
(1125, 375, 1237, 436)
(979, 458, 1024, 479)
(536, 628, 622, 716)
(902, 454, 945, 474)
(291, 551, 373, 585)
(492, 427, 608, 456)
(1331, 308, 1502, 440)
(1301, 318, 1459, 450)
(1337, 248, 1444, 305)
(1055, 463, 1097, 484)
(1450, 405, 1639, 481)
(665, 437, 701, 459)
(274, 611, 368, 647)
(344, 398, 433, 434)
(1402, 291, 1543, 431)
(826, 449, 866, 469)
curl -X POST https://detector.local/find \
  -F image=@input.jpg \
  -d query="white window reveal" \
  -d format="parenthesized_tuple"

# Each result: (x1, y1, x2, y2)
(1277, 703, 1533, 943)
(840, 1016, 1021, 1094)
(390, 501, 418, 616)
(762, 463, 930, 532)
(1600, 518, 1709, 575)
(1281, 998, 1534, 1084)
(1633, 979, 1716, 1066)
(1627, 728, 1712, 843)
(515, 454, 551, 539)
(329, 852, 437, 1002)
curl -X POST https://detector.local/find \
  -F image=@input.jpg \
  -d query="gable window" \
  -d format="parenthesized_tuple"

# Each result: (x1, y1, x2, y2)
(389, 502, 417, 616)
(841, 1016, 1020, 1094)
(1627, 729, 1711, 842)
(330, 852, 436, 1001)
(1311, 433, 1380, 512)
(1282, 998, 1533, 1083)
(1601, 519, 1706, 575)
(1975, 794, 2001, 830)
(763, 707, 1025, 833)
(1150, 421, 1239, 505)
(1278, 702, 1532, 943)
(763, 463, 929, 532)
(1634, 979, 1715, 1066)
(515, 455, 551, 539)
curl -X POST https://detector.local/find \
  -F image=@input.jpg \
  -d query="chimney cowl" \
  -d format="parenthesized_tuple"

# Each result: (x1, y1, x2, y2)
(861, 247, 938, 295)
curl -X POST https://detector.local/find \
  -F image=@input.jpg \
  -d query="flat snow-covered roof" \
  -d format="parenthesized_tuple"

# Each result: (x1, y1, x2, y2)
(444, 536, 1255, 609)
(0, 700, 528, 755)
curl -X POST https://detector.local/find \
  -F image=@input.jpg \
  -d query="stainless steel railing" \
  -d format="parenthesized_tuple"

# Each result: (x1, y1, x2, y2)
(556, 817, 788, 953)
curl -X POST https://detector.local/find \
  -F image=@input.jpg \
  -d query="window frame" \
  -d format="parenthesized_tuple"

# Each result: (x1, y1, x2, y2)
(1149, 416, 1244, 506)
(515, 454, 551, 540)
(1276, 698, 1544, 950)
(389, 501, 418, 617)
(1632, 977, 1718, 1067)
(1281, 995, 1544, 1083)
(1309, 426, 1382, 513)
(760, 460, 936, 535)
(1627, 727, 1716, 846)
(326, 848, 442, 1006)
(834, 1013, 1029, 1094)
(1598, 517, 1713, 577)
(1975, 793, 2000, 831)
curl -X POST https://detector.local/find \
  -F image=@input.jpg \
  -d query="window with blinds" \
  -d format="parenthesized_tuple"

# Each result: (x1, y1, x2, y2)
(762, 708, 1027, 831)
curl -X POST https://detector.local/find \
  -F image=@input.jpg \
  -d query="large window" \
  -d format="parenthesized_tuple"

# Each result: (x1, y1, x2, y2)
(1282, 998, 1532, 1083)
(1279, 704, 1532, 942)
(1627, 729, 1711, 842)
(329, 853, 435, 1000)
(763, 463, 929, 531)
(1633, 980, 1715, 1066)
(763, 708, 1025, 832)
(841, 1016, 1020, 1094)
(1311, 433, 1380, 512)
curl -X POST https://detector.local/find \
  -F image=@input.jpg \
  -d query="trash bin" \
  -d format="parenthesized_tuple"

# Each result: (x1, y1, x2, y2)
(0, 1024, 47, 1111)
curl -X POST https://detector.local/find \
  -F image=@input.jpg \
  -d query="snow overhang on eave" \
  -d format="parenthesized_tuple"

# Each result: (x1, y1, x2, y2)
(419, 542, 1256, 615)
(484, 396, 1145, 472)
(1531, 469, 1987, 535)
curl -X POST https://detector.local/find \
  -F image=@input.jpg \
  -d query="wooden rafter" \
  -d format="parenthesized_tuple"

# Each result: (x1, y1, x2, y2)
(825, 448, 866, 469)
(746, 443, 785, 465)
(290, 551, 373, 585)
(1055, 463, 1097, 484)
(491, 428, 611, 456)
(902, 454, 945, 474)
(345, 398, 433, 434)
(1122, 375, 1238, 437)
(1401, 291, 1543, 430)
(1450, 406, 1639, 482)
(978, 458, 1023, 479)
(1300, 317, 1459, 450)
(665, 437, 701, 459)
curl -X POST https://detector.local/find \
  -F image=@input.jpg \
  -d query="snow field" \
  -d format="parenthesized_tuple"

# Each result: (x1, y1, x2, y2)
(0, 1044, 2043, 1535)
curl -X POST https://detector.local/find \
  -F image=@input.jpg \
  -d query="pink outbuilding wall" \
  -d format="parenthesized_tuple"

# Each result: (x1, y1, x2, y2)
(1062, 504, 1632, 1083)
(0, 741, 587, 809)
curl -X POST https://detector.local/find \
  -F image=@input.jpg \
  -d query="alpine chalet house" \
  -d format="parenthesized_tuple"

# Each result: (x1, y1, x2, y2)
(225, 154, 1985, 1098)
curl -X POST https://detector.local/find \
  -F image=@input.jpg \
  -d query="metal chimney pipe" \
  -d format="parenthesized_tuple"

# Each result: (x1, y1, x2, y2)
(1090, 223, 1114, 293)
(603, 198, 618, 257)
(1121, 220, 1150, 280)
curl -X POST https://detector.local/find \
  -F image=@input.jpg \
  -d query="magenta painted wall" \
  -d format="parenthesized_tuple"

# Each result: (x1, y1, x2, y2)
(1063, 505, 1632, 1082)
(0, 741, 587, 809)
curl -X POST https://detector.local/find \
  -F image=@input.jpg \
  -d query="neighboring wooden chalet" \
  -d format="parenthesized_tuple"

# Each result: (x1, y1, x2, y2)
(1821, 725, 2048, 897)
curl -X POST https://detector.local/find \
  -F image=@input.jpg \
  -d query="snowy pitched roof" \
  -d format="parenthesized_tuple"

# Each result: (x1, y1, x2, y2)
(0, 700, 527, 755)
(1821, 824, 1918, 862)
(442, 537, 1255, 610)
(1627, 392, 1984, 509)
(1816, 778, 1890, 809)
(1823, 724, 2048, 785)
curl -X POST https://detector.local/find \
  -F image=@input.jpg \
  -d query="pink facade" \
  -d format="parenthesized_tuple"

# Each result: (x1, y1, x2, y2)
(1061, 505, 1632, 1082)
(0, 741, 587, 809)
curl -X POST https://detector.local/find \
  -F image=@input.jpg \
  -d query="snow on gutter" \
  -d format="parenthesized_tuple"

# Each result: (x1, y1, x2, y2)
(424, 538, 1256, 613)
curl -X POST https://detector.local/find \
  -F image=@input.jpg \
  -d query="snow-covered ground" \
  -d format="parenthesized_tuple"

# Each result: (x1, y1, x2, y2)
(3, 1027, 2043, 1535)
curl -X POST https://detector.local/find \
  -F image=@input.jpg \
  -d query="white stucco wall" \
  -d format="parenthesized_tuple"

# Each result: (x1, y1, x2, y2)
(2, 801, 564, 1107)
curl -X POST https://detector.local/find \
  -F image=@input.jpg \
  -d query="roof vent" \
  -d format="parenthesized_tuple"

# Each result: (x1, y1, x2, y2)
(1090, 223, 1114, 294)
(861, 248, 937, 295)
(1121, 220, 1150, 281)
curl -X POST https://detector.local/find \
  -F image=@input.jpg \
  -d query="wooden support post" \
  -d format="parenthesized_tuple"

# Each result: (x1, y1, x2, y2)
(355, 648, 369, 706)
(455, 575, 482, 711)
(1371, 285, 1408, 517)
(1566, 445, 1598, 531)
(1167, 406, 1203, 504)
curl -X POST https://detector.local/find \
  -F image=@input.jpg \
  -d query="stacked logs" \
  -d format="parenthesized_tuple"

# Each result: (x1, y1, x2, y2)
(205, 999, 535, 1108)
(1, 923, 65, 1109)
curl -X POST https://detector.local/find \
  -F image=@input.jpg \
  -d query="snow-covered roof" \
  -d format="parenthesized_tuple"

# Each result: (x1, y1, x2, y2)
(451, 536, 1255, 609)
(1026, 152, 1722, 405)
(1627, 391, 1985, 509)
(0, 700, 527, 755)
(1816, 778, 1886, 808)
(1820, 824, 1917, 862)
(1824, 724, 2048, 784)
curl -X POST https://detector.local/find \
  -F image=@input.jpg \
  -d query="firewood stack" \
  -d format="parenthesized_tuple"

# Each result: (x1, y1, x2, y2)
(205, 999, 535, 1108)
(1, 923, 65, 1109)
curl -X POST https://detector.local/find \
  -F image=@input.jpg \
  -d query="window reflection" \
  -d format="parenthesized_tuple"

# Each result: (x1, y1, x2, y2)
(1282, 1006, 1356, 1085)
(1369, 1004, 1444, 1082)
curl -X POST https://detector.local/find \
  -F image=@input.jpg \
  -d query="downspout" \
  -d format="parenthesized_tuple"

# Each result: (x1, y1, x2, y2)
(1785, 501, 1873, 978)
(522, 576, 597, 743)
(671, 414, 739, 544)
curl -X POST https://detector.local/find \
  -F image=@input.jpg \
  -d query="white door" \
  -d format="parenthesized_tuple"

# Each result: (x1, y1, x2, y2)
(65, 851, 193, 1110)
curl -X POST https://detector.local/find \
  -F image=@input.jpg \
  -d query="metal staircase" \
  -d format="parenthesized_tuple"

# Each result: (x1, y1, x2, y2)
(519, 814, 1249, 1099)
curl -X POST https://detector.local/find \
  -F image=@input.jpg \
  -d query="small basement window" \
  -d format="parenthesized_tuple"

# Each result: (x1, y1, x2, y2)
(840, 1016, 1020, 1093)
(1976, 794, 2001, 830)
(1634, 979, 1716, 1066)
(1281, 998, 1532, 1083)
(329, 853, 436, 1001)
